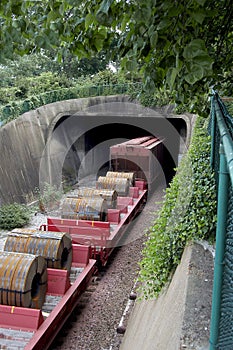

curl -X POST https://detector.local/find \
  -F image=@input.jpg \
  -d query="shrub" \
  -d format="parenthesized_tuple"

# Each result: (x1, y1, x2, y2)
(0, 203, 31, 230)
(138, 115, 217, 299)
(34, 183, 63, 212)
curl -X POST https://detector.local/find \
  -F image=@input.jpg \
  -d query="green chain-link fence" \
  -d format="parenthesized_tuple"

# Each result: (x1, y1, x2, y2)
(209, 91, 233, 349)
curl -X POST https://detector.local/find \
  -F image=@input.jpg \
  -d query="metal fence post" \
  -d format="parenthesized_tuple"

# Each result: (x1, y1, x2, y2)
(209, 143, 229, 349)
(210, 96, 216, 168)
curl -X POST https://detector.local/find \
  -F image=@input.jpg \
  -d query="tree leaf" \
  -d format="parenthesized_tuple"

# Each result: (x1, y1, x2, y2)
(121, 14, 129, 32)
(85, 13, 95, 30)
(73, 42, 87, 57)
(47, 10, 60, 23)
(194, 0, 207, 5)
(97, 0, 113, 14)
(191, 63, 205, 79)
(144, 76, 155, 91)
(150, 31, 158, 48)
(35, 35, 45, 48)
(191, 10, 206, 24)
(125, 59, 137, 72)
(96, 11, 112, 26)
(183, 39, 207, 59)
(184, 63, 204, 84)
(166, 67, 179, 89)
(193, 54, 213, 73)
(157, 19, 172, 30)
(167, 6, 181, 17)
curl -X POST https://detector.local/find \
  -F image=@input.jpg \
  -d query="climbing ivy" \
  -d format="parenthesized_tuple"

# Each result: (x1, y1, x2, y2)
(138, 115, 217, 299)
(0, 81, 139, 126)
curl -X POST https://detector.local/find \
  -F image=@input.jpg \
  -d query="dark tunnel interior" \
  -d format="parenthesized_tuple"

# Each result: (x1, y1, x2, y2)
(54, 115, 187, 189)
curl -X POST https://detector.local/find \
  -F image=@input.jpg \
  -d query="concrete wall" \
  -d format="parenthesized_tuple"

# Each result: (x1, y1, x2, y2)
(120, 242, 213, 350)
(0, 115, 46, 203)
(0, 95, 127, 204)
(0, 95, 196, 205)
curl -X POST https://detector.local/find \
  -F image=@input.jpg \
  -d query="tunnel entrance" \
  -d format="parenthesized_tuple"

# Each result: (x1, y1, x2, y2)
(52, 114, 187, 190)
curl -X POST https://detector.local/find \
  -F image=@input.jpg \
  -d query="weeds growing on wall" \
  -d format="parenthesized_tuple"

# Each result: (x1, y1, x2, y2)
(138, 115, 217, 299)
(34, 183, 63, 213)
(0, 203, 31, 230)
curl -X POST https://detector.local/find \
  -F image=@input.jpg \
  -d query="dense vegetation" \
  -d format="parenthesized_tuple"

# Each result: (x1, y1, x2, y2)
(0, 1, 231, 301)
(0, 0, 232, 113)
(0, 63, 136, 125)
(0, 54, 125, 106)
(138, 115, 217, 298)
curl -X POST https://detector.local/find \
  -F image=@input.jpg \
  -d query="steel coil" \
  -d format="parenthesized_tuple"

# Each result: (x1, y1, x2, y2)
(61, 196, 107, 221)
(4, 229, 72, 272)
(68, 187, 118, 209)
(96, 176, 130, 196)
(106, 171, 135, 186)
(0, 251, 47, 309)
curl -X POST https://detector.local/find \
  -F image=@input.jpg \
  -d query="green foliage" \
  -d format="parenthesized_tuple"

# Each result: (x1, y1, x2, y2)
(90, 69, 127, 85)
(0, 203, 31, 230)
(138, 116, 217, 299)
(0, 52, 110, 89)
(0, 71, 75, 105)
(0, 58, 132, 108)
(0, 0, 232, 112)
(129, 83, 211, 116)
(0, 54, 60, 87)
(34, 183, 63, 212)
(0, 72, 141, 125)
(224, 100, 233, 117)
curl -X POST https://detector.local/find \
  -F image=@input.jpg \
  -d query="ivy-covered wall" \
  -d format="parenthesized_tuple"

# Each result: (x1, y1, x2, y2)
(138, 115, 217, 299)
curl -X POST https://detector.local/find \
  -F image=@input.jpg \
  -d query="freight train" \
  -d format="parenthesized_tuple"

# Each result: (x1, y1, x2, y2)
(0, 136, 164, 350)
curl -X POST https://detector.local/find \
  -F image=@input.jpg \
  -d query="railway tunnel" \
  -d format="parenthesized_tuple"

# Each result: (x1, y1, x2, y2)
(0, 95, 196, 204)
(48, 107, 189, 194)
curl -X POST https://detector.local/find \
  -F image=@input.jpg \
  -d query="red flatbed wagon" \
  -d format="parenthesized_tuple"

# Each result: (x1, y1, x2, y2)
(0, 244, 96, 350)
(40, 180, 147, 266)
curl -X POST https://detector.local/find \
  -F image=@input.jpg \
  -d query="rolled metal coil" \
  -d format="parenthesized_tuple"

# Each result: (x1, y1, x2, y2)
(61, 196, 107, 221)
(96, 176, 130, 196)
(68, 187, 118, 209)
(0, 251, 47, 309)
(5, 229, 72, 272)
(106, 171, 135, 186)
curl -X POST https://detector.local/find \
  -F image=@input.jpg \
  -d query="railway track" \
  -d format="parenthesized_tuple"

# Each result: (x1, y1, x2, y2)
(0, 179, 165, 350)
(0, 267, 84, 349)
(0, 136, 167, 350)
(48, 181, 166, 350)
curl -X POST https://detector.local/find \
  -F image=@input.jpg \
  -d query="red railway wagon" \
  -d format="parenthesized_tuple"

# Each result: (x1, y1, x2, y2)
(0, 177, 147, 348)
(0, 244, 96, 350)
(40, 180, 147, 266)
(110, 136, 164, 189)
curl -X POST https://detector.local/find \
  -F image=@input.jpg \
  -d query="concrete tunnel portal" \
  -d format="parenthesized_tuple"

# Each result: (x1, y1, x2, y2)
(0, 96, 195, 205)
(51, 113, 188, 191)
